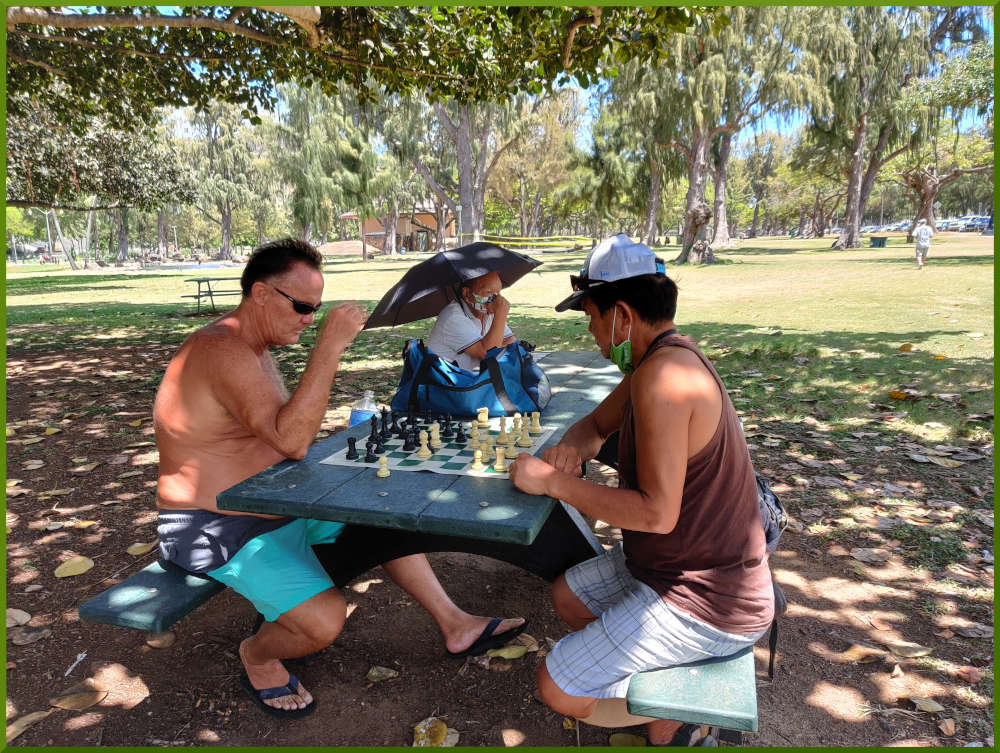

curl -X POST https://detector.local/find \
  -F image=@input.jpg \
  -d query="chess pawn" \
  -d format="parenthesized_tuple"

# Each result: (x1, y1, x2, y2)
(517, 424, 532, 448)
(477, 407, 489, 427)
(470, 448, 485, 471)
(364, 441, 378, 463)
(529, 411, 543, 435)
(493, 446, 507, 472)
(470, 423, 480, 446)
(416, 430, 432, 458)
(454, 422, 467, 443)
(496, 417, 508, 446)
(504, 437, 518, 459)
(512, 414, 522, 434)
(402, 428, 416, 452)
(376, 456, 390, 478)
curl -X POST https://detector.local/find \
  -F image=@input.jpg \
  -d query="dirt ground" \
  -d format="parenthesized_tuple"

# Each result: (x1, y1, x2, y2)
(5, 343, 994, 747)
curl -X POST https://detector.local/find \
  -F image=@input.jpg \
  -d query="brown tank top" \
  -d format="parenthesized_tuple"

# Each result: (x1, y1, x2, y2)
(619, 332, 774, 635)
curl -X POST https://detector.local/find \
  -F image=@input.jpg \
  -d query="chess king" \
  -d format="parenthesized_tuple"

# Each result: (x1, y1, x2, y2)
(153, 238, 524, 719)
(507, 235, 773, 745)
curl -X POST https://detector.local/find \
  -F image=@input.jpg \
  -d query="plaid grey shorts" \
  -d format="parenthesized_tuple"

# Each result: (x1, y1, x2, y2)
(546, 543, 766, 699)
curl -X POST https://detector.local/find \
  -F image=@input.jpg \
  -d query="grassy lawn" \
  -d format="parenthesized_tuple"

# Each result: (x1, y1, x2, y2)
(6, 234, 994, 446)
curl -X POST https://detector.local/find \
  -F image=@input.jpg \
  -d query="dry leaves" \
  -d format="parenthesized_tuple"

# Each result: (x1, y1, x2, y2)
(49, 678, 108, 710)
(412, 716, 458, 747)
(5, 709, 56, 744)
(70, 462, 101, 474)
(126, 541, 158, 556)
(54, 556, 95, 578)
(909, 697, 945, 713)
(23, 459, 45, 470)
(6, 608, 31, 627)
(952, 622, 992, 639)
(956, 666, 983, 683)
(146, 631, 176, 649)
(366, 665, 399, 683)
(8, 626, 52, 645)
(850, 548, 890, 564)
(938, 718, 955, 736)
(486, 645, 529, 660)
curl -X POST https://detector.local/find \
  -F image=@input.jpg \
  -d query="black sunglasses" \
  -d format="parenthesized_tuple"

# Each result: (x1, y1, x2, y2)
(272, 286, 323, 315)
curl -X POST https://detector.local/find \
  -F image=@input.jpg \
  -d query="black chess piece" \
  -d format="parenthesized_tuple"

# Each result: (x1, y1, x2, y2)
(402, 429, 416, 452)
(345, 436, 359, 460)
(374, 434, 385, 454)
(380, 407, 392, 440)
(454, 423, 467, 444)
(441, 413, 454, 438)
(390, 411, 402, 436)
(369, 415, 379, 442)
(364, 440, 377, 463)
(423, 409, 432, 425)
(407, 410, 417, 431)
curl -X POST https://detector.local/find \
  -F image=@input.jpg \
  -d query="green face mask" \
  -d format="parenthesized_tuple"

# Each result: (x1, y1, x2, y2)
(608, 307, 634, 375)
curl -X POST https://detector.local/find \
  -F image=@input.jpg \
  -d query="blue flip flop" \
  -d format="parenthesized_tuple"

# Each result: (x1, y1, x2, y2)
(446, 617, 528, 658)
(239, 670, 316, 720)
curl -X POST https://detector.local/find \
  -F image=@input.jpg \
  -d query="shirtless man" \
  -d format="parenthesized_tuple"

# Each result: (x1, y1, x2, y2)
(509, 235, 773, 745)
(154, 238, 523, 719)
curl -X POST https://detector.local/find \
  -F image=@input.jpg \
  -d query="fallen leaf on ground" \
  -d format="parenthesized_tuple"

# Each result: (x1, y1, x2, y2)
(608, 733, 647, 746)
(366, 665, 399, 683)
(20, 437, 44, 445)
(898, 344, 914, 352)
(938, 718, 955, 736)
(146, 631, 176, 649)
(933, 629, 955, 639)
(41, 489, 74, 497)
(5, 427, 14, 438)
(956, 666, 983, 683)
(851, 548, 890, 563)
(8, 626, 52, 645)
(5, 709, 56, 744)
(126, 541, 157, 556)
(926, 456, 964, 468)
(886, 641, 933, 658)
(44, 427, 62, 435)
(117, 471, 143, 479)
(839, 644, 888, 663)
(49, 678, 108, 710)
(43, 522, 64, 531)
(952, 623, 992, 639)
(489, 659, 512, 672)
(7, 488, 29, 498)
(867, 615, 892, 631)
(909, 697, 945, 713)
(70, 520, 98, 529)
(487, 645, 529, 660)
(54, 556, 94, 577)
(511, 633, 539, 652)
(107, 455, 130, 465)
(562, 717, 577, 731)
(23, 460, 45, 470)
(70, 463, 101, 474)
(128, 420, 143, 427)
(413, 716, 455, 747)
(6, 608, 31, 627)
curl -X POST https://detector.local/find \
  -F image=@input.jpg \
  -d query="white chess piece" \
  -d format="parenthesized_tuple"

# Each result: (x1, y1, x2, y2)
(517, 424, 532, 447)
(477, 407, 489, 427)
(470, 448, 485, 471)
(495, 418, 508, 446)
(429, 424, 442, 450)
(470, 423, 480, 446)
(416, 430, 432, 458)
(376, 456, 390, 478)
(529, 411, 543, 435)
(493, 446, 507, 472)
(504, 436, 518, 459)
(513, 414, 522, 434)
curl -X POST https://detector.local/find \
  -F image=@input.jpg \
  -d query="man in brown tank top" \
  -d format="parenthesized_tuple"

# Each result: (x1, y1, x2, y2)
(510, 235, 773, 745)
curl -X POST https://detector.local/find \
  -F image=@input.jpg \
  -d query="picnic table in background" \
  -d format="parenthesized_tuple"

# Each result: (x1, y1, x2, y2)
(182, 277, 242, 314)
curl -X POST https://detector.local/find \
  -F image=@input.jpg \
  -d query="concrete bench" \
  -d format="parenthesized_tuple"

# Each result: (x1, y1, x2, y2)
(626, 646, 758, 739)
(78, 560, 225, 634)
(869, 236, 888, 248)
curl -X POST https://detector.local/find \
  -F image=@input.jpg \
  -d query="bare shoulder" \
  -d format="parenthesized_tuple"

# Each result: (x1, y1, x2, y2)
(634, 345, 714, 400)
(185, 320, 253, 362)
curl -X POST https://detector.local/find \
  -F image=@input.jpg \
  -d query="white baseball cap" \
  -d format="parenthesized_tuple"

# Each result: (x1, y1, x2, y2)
(555, 234, 665, 312)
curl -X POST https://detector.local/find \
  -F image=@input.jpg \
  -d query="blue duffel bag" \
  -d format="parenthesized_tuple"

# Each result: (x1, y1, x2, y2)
(390, 339, 551, 418)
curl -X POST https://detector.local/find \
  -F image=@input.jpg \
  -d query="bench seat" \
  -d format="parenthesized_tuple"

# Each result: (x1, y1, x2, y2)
(78, 560, 225, 633)
(626, 646, 758, 732)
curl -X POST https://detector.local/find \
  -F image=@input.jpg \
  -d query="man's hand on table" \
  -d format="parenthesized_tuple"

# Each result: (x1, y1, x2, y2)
(508, 453, 559, 496)
(540, 443, 585, 475)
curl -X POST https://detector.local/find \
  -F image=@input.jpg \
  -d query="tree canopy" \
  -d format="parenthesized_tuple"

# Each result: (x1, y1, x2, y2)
(6, 5, 720, 131)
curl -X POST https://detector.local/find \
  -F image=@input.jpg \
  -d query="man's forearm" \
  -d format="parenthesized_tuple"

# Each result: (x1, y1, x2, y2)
(544, 471, 673, 534)
(273, 352, 342, 458)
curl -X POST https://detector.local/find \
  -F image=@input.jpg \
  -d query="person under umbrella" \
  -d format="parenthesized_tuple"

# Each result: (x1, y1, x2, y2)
(426, 271, 516, 371)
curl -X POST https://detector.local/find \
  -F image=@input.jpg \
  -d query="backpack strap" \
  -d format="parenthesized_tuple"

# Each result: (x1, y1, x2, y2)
(767, 619, 779, 680)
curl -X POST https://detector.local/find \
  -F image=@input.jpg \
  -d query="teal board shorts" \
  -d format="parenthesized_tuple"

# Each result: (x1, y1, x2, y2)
(205, 518, 345, 622)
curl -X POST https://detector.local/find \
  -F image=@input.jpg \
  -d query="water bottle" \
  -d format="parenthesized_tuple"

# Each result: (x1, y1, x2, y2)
(348, 390, 378, 427)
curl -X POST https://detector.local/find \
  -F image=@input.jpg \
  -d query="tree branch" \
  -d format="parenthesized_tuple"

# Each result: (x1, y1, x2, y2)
(10, 29, 225, 63)
(562, 7, 601, 69)
(6, 51, 69, 78)
(253, 6, 322, 47)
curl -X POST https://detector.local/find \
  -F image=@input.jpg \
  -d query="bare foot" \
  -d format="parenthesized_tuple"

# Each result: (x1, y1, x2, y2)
(445, 616, 525, 655)
(239, 639, 313, 712)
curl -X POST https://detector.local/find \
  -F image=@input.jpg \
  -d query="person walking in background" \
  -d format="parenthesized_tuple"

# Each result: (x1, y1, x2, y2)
(914, 219, 934, 270)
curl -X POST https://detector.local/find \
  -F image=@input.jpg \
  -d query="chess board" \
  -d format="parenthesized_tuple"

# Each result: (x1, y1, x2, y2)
(319, 416, 557, 478)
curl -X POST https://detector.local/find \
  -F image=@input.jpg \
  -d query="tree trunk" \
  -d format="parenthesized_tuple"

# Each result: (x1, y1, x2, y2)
(383, 200, 399, 255)
(674, 130, 711, 264)
(833, 121, 867, 249)
(359, 217, 368, 261)
(529, 189, 543, 237)
(156, 210, 167, 255)
(116, 207, 129, 262)
(50, 210, 79, 270)
(83, 200, 96, 268)
(797, 205, 807, 238)
(641, 158, 662, 245)
(256, 215, 265, 247)
(710, 132, 733, 249)
(518, 176, 528, 237)
(750, 201, 761, 238)
(219, 204, 233, 260)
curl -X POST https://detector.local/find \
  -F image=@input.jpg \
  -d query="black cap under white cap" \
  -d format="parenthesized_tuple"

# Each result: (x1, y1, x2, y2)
(554, 234, 666, 312)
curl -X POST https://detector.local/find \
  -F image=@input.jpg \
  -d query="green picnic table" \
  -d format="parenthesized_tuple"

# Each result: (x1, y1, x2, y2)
(216, 351, 622, 579)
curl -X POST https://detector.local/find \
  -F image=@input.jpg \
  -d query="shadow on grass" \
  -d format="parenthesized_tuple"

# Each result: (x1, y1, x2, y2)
(4, 273, 186, 295)
(850, 254, 994, 267)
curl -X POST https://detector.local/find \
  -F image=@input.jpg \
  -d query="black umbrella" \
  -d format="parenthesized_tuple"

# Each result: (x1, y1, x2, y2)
(364, 241, 543, 329)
